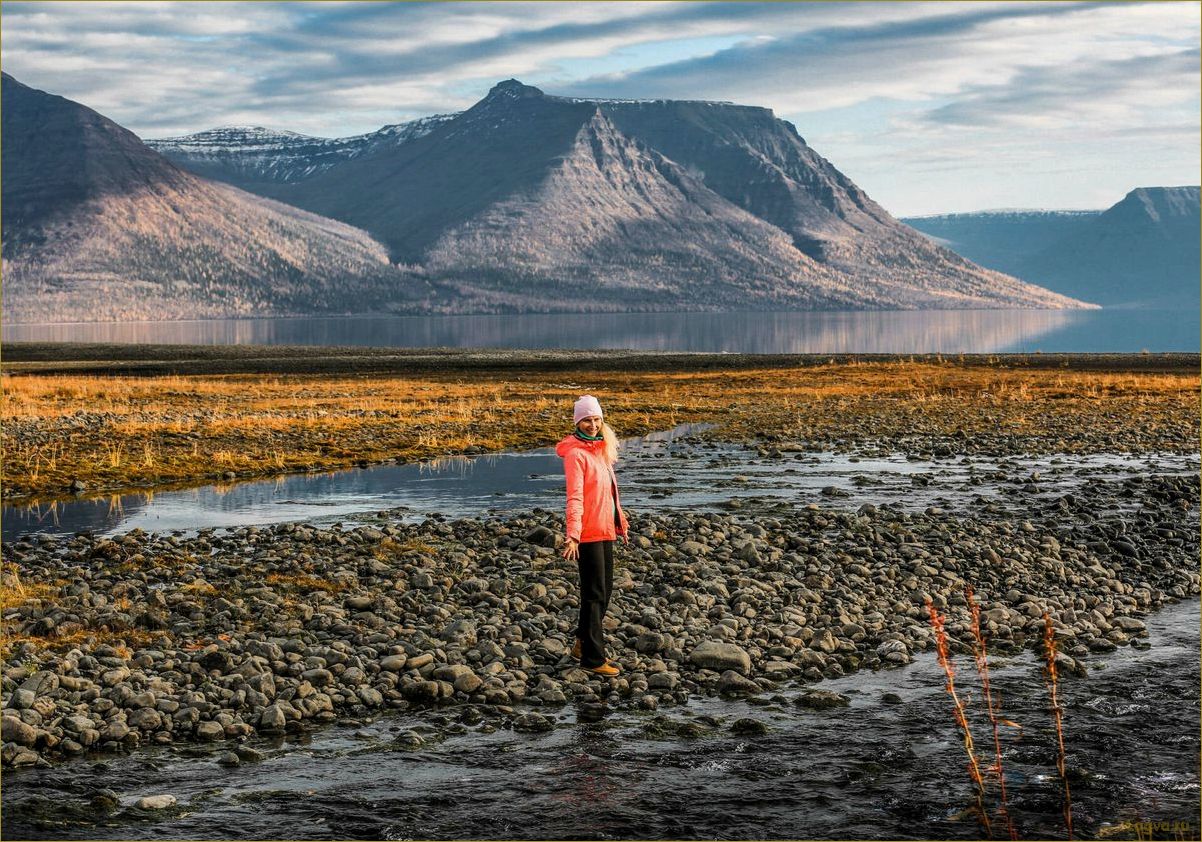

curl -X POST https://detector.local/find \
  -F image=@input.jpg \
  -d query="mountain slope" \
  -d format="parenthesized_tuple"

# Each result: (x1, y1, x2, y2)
(1020, 187, 1200, 307)
(594, 97, 1081, 308)
(277, 80, 1086, 310)
(1, 73, 418, 323)
(422, 109, 865, 310)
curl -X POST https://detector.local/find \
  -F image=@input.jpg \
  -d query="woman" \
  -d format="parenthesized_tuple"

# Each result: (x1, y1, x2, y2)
(556, 395, 629, 676)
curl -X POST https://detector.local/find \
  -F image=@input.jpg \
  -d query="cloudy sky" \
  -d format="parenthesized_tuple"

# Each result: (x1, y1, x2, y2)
(3, 1, 1198, 215)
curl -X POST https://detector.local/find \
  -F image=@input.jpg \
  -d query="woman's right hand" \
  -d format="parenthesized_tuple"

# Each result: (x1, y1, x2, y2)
(562, 538, 579, 561)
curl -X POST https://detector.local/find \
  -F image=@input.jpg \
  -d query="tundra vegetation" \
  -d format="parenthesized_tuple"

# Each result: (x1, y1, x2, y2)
(2, 354, 1195, 503)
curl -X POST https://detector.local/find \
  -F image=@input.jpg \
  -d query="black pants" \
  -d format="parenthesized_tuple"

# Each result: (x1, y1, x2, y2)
(576, 540, 614, 668)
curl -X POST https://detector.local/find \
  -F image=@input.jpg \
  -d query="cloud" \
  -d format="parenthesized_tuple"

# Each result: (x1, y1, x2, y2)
(550, 2, 1197, 115)
(1, 0, 1196, 213)
(0, 2, 998, 132)
(917, 48, 1200, 129)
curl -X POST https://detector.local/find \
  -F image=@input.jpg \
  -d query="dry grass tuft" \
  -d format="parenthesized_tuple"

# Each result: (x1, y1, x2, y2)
(264, 572, 351, 594)
(0, 564, 59, 610)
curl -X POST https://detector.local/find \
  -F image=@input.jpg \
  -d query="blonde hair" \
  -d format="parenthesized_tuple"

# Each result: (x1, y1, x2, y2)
(601, 421, 620, 465)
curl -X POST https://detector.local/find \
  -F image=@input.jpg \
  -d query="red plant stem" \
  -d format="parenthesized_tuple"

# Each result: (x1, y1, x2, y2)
(967, 586, 1018, 840)
(928, 598, 993, 838)
(1043, 613, 1074, 840)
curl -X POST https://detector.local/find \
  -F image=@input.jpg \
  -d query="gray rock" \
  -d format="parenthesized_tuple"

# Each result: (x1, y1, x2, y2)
(62, 715, 96, 733)
(402, 681, 442, 703)
(688, 641, 752, 674)
(2, 715, 38, 746)
(357, 687, 384, 707)
(258, 705, 287, 733)
(796, 690, 851, 710)
(102, 720, 130, 741)
(301, 668, 333, 687)
(432, 664, 474, 683)
(7, 689, 35, 710)
(634, 632, 669, 654)
(136, 795, 177, 810)
(379, 655, 409, 672)
(1113, 616, 1147, 633)
(90, 789, 120, 811)
(195, 721, 225, 741)
(234, 745, 265, 762)
(717, 670, 761, 695)
(394, 730, 424, 748)
(647, 672, 679, 691)
(9, 748, 40, 767)
(20, 671, 59, 695)
(512, 713, 554, 733)
(127, 708, 163, 730)
(730, 718, 769, 736)
(525, 526, 556, 547)
(453, 673, 483, 694)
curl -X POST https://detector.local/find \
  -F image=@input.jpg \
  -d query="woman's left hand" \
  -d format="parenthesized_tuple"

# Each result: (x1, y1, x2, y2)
(562, 538, 580, 560)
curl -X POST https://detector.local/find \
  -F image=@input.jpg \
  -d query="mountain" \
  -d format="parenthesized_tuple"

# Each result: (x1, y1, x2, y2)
(144, 115, 456, 191)
(259, 79, 1085, 311)
(901, 210, 1102, 279)
(3, 75, 1090, 321)
(1020, 187, 1200, 307)
(1, 73, 420, 323)
(905, 189, 1200, 307)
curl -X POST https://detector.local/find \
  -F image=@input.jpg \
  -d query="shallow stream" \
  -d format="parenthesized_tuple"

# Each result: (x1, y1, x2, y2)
(3, 600, 1197, 840)
(4, 427, 1198, 839)
(3, 426, 1196, 541)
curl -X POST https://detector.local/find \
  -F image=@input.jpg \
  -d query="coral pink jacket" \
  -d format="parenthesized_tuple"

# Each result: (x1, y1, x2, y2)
(555, 434, 629, 543)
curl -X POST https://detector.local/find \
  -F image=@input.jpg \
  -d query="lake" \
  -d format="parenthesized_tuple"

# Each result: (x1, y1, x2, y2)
(2, 308, 1196, 353)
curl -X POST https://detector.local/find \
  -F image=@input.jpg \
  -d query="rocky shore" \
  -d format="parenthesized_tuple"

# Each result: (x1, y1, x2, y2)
(3, 467, 1196, 768)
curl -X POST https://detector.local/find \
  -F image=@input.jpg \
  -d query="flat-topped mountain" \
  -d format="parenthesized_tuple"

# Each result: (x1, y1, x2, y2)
(1021, 187, 1200, 307)
(266, 79, 1085, 310)
(1, 73, 416, 323)
(906, 188, 1200, 307)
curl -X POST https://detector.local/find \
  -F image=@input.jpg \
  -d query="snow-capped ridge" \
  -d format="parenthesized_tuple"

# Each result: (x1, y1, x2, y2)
(145, 113, 460, 186)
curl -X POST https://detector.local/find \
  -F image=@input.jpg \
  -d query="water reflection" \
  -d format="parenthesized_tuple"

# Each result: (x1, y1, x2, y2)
(4, 429, 1195, 543)
(0, 424, 712, 541)
(6, 308, 1188, 353)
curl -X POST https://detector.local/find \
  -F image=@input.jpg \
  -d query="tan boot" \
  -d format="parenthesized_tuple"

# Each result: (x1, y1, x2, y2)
(585, 661, 619, 677)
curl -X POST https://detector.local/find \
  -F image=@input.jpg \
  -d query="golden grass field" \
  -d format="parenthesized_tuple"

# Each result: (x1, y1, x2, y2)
(3, 358, 1198, 503)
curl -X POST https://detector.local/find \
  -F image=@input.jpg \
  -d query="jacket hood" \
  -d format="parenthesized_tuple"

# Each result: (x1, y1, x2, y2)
(555, 434, 605, 458)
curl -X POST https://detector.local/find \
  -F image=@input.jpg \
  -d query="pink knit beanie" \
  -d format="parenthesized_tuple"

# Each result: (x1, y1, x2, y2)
(573, 395, 603, 425)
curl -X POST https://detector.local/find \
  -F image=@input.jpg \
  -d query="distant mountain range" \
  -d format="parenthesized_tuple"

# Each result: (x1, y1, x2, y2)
(904, 187, 1200, 308)
(144, 115, 456, 191)
(2, 74, 1089, 322)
